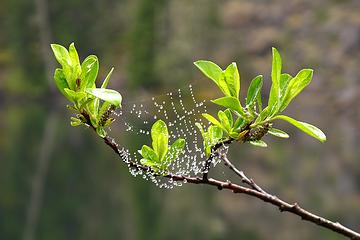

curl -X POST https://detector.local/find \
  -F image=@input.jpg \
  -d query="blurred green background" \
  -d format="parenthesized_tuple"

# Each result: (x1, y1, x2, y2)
(1, 0, 359, 239)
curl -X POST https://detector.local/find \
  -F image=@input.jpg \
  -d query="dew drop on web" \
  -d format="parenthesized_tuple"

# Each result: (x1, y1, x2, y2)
(109, 84, 228, 189)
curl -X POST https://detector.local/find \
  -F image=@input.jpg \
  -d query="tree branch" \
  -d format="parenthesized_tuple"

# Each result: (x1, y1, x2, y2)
(85, 117, 360, 239)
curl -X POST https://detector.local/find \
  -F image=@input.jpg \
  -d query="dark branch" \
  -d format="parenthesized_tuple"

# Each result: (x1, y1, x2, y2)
(83, 113, 360, 240)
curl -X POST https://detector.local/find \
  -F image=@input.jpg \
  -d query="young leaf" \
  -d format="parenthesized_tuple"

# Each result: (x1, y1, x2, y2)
(81, 55, 99, 89)
(151, 120, 169, 161)
(54, 68, 71, 101)
(86, 88, 122, 107)
(223, 62, 240, 97)
(209, 125, 223, 144)
(140, 145, 159, 163)
(224, 109, 233, 127)
(64, 88, 86, 103)
(140, 159, 160, 168)
(166, 138, 186, 163)
(268, 47, 282, 113)
(96, 127, 106, 138)
(248, 140, 268, 147)
(279, 69, 313, 112)
(280, 73, 292, 96)
(254, 107, 270, 124)
(51, 44, 75, 89)
(70, 117, 82, 127)
(51, 44, 71, 69)
(194, 60, 223, 84)
(268, 128, 289, 138)
(233, 117, 245, 131)
(246, 75, 263, 107)
(68, 43, 81, 79)
(211, 96, 246, 118)
(273, 115, 326, 142)
(218, 110, 231, 132)
(101, 67, 114, 89)
(202, 113, 223, 130)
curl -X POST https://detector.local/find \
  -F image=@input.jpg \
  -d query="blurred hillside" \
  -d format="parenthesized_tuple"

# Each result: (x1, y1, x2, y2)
(0, 0, 359, 240)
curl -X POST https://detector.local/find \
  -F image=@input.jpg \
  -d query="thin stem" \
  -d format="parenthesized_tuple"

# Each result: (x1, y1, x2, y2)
(84, 115, 360, 239)
(103, 134, 360, 239)
(219, 153, 266, 194)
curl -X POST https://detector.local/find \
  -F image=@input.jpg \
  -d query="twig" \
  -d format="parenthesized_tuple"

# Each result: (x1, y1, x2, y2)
(219, 152, 266, 194)
(104, 134, 360, 239)
(84, 116, 360, 239)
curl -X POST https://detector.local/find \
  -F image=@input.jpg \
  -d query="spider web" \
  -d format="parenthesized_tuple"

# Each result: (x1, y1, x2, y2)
(109, 84, 228, 188)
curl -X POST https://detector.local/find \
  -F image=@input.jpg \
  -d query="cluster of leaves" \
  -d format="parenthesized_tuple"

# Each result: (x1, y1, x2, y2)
(194, 47, 326, 149)
(138, 120, 186, 172)
(51, 43, 122, 137)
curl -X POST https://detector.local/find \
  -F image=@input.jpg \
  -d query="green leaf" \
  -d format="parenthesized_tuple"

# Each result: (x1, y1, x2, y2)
(70, 117, 82, 127)
(246, 75, 263, 107)
(211, 96, 246, 118)
(81, 55, 99, 89)
(68, 43, 81, 79)
(209, 125, 223, 144)
(64, 88, 86, 103)
(280, 73, 292, 96)
(279, 69, 313, 112)
(194, 60, 231, 96)
(166, 138, 186, 163)
(54, 68, 71, 101)
(233, 117, 245, 131)
(51, 44, 71, 69)
(223, 62, 240, 97)
(195, 122, 205, 136)
(257, 90, 263, 111)
(254, 107, 270, 124)
(96, 127, 106, 138)
(268, 47, 282, 113)
(86, 88, 122, 107)
(151, 120, 169, 161)
(218, 110, 231, 132)
(224, 109, 233, 127)
(101, 67, 114, 89)
(51, 44, 74, 89)
(194, 60, 223, 85)
(140, 159, 160, 168)
(274, 115, 326, 142)
(268, 128, 289, 138)
(202, 113, 223, 129)
(99, 101, 112, 117)
(103, 118, 115, 128)
(248, 140, 268, 147)
(140, 145, 159, 163)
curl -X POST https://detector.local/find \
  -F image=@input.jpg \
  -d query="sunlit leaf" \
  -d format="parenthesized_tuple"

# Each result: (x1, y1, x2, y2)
(223, 62, 240, 97)
(211, 96, 246, 118)
(140, 145, 159, 163)
(268, 128, 289, 138)
(167, 138, 186, 163)
(202, 113, 223, 129)
(86, 88, 122, 107)
(248, 140, 268, 147)
(268, 47, 282, 113)
(246, 75, 263, 107)
(81, 55, 99, 89)
(279, 69, 313, 112)
(224, 109, 233, 127)
(54, 68, 71, 101)
(151, 120, 169, 161)
(218, 110, 231, 132)
(101, 67, 114, 89)
(274, 115, 326, 142)
(68, 43, 81, 81)
(194, 60, 223, 84)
